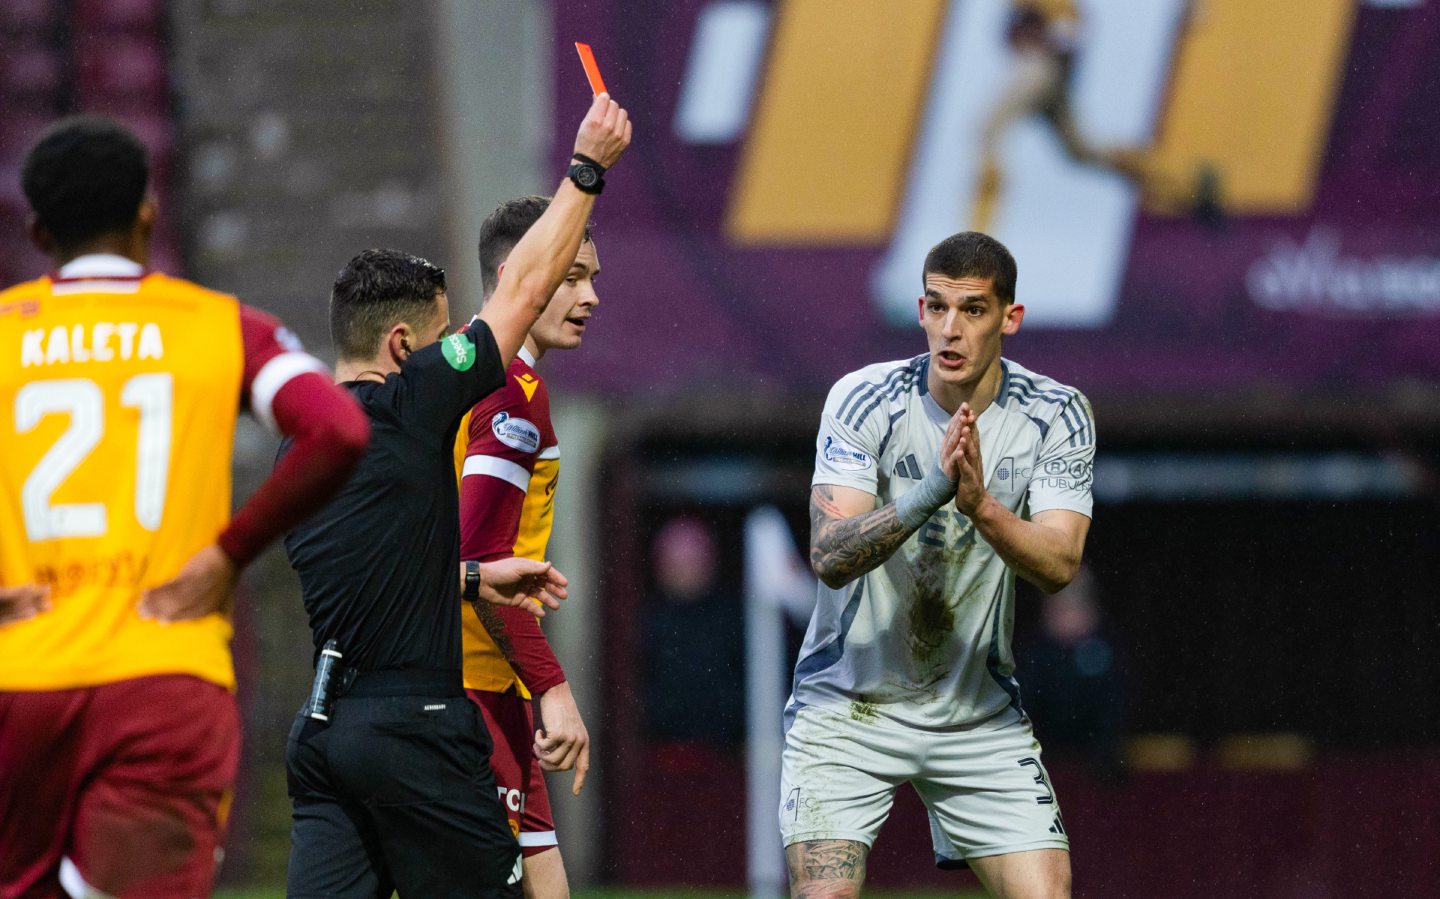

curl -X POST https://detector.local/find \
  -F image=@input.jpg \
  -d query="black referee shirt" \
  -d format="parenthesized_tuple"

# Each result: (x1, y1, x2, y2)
(282, 318, 504, 673)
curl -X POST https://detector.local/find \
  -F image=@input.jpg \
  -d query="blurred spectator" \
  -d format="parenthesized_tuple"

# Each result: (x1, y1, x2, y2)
(641, 515, 744, 745)
(1016, 565, 1128, 784)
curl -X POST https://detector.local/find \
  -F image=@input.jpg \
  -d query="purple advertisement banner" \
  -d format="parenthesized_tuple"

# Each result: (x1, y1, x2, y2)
(547, 0, 1440, 396)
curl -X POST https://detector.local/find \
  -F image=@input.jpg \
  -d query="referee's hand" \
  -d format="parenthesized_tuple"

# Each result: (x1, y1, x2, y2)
(473, 558, 568, 616)
(573, 91, 631, 171)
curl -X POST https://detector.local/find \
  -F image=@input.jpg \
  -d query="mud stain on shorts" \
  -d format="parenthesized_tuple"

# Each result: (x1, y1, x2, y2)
(849, 700, 878, 724)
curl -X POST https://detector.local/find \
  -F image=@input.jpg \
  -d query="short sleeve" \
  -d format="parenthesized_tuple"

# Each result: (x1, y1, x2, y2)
(1027, 392, 1095, 518)
(811, 372, 886, 496)
(386, 317, 505, 437)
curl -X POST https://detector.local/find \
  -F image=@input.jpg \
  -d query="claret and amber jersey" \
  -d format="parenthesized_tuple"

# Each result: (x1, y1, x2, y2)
(453, 346, 563, 697)
(0, 255, 328, 692)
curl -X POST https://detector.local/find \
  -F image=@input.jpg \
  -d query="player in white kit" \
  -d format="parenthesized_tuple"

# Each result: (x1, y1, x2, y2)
(781, 232, 1094, 899)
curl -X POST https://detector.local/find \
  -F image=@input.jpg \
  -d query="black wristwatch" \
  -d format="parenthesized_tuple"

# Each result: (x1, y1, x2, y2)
(567, 153, 606, 194)
(463, 560, 481, 601)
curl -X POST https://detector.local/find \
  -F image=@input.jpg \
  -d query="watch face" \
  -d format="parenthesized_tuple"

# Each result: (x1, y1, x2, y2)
(576, 166, 600, 188)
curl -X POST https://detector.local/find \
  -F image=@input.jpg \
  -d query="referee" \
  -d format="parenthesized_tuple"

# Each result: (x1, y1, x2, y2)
(280, 94, 631, 898)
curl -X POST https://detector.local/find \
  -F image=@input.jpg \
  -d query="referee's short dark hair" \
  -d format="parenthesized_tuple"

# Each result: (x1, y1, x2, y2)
(22, 116, 149, 252)
(923, 232, 1018, 304)
(331, 249, 447, 361)
(477, 195, 592, 300)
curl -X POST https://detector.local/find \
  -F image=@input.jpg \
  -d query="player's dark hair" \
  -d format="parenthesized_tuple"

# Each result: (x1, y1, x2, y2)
(330, 249, 447, 361)
(922, 232, 1018, 304)
(21, 115, 149, 251)
(477, 195, 592, 299)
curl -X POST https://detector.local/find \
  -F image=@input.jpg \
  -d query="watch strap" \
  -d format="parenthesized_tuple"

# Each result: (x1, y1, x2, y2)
(463, 560, 481, 601)
(571, 152, 607, 174)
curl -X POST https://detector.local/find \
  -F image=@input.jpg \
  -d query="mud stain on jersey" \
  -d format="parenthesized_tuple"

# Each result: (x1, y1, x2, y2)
(907, 535, 973, 670)
(908, 580, 953, 667)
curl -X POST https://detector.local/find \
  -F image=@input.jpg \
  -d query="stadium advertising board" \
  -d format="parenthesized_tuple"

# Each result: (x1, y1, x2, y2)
(547, 0, 1440, 396)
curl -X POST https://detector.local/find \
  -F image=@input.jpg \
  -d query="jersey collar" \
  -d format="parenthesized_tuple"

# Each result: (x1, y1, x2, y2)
(922, 361, 1008, 427)
(54, 254, 145, 281)
(517, 345, 538, 368)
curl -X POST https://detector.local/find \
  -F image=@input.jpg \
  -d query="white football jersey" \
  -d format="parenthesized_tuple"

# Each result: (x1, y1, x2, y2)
(788, 354, 1095, 730)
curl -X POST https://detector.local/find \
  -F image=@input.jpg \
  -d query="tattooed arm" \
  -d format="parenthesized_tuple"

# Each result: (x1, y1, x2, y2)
(469, 597, 516, 660)
(810, 406, 966, 589)
(462, 556, 569, 660)
(809, 484, 916, 589)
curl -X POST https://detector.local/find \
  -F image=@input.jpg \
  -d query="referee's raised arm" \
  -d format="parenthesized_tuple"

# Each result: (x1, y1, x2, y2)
(481, 91, 631, 365)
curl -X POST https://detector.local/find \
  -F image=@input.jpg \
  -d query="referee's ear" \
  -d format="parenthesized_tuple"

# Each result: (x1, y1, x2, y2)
(385, 324, 414, 365)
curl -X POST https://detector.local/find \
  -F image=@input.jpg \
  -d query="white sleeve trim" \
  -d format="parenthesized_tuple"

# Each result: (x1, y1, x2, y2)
(251, 351, 328, 434)
(1026, 498, 1093, 518)
(462, 454, 530, 492)
(60, 857, 118, 899)
(538, 444, 560, 461)
(518, 830, 558, 847)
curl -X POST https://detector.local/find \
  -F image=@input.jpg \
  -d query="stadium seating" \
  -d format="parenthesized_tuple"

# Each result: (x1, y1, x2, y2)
(72, 0, 165, 34)
(0, 43, 63, 105)
(0, 0, 61, 36)
(0, 0, 180, 286)
(74, 37, 169, 109)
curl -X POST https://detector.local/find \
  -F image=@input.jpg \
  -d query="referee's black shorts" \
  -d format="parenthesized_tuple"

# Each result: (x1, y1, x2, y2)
(285, 670, 521, 898)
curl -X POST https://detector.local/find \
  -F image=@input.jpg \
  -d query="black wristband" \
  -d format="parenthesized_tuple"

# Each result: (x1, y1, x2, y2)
(463, 560, 481, 601)
(570, 152, 607, 174)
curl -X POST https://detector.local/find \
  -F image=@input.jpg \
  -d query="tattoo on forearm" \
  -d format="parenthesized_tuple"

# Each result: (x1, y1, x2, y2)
(810, 484, 914, 586)
(787, 839, 867, 893)
(470, 599, 516, 663)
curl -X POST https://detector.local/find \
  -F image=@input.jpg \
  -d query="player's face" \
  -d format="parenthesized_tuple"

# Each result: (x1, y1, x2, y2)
(532, 241, 600, 353)
(918, 274, 1022, 388)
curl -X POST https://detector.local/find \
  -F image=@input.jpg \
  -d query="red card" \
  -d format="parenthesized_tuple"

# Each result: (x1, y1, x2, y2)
(574, 42, 608, 96)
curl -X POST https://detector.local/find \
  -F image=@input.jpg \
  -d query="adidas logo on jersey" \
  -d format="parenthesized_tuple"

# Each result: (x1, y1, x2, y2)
(893, 454, 922, 479)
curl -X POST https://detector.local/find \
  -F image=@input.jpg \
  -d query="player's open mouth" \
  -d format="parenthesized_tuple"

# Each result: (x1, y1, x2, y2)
(937, 350, 965, 370)
(565, 316, 588, 329)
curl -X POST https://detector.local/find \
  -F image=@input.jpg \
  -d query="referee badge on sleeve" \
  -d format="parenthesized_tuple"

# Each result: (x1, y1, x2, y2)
(442, 333, 476, 371)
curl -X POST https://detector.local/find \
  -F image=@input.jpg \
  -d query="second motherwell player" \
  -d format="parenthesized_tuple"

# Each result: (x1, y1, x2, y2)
(455, 196, 599, 898)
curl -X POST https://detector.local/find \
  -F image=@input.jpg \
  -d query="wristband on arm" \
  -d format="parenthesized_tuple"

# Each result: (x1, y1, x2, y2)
(894, 462, 957, 531)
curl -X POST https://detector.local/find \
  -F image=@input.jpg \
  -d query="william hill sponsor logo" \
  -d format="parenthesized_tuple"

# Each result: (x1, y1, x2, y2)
(824, 435, 873, 471)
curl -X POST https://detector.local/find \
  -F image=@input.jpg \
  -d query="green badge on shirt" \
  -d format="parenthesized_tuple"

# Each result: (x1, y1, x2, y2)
(442, 333, 476, 371)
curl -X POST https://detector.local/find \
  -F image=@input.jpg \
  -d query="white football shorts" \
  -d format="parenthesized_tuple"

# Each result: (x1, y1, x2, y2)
(779, 703, 1069, 866)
